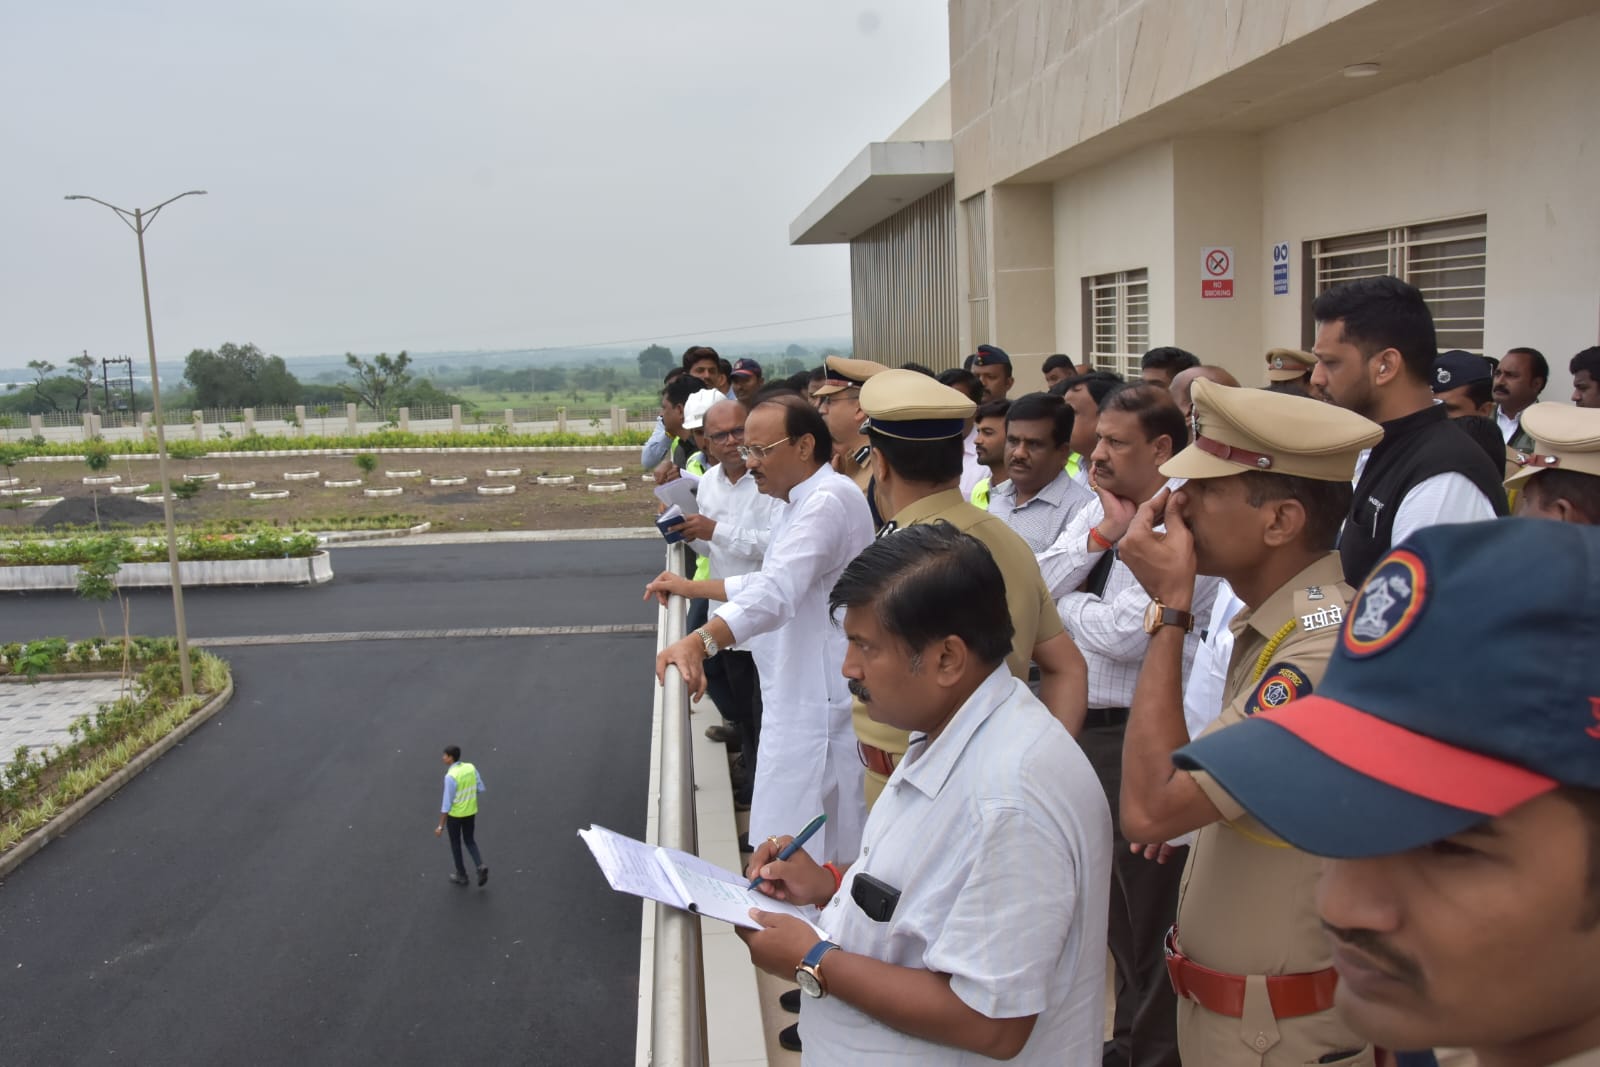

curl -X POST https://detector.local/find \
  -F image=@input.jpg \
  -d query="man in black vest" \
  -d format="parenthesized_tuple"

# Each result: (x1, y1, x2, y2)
(1308, 276, 1507, 585)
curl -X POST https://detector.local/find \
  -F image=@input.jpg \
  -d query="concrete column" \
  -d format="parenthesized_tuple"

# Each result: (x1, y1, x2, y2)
(989, 184, 1057, 393)
(243, 408, 255, 435)
(345, 403, 358, 434)
(139, 412, 152, 434)
(611, 407, 626, 433)
(294, 405, 307, 436)
(450, 404, 462, 432)
(504, 408, 515, 430)
(557, 407, 568, 434)
(398, 407, 410, 432)
(192, 411, 205, 440)
(82, 412, 95, 439)
(29, 414, 43, 437)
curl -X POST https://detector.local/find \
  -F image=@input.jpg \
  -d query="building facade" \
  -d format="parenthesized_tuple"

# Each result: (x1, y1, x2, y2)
(795, 0, 1600, 394)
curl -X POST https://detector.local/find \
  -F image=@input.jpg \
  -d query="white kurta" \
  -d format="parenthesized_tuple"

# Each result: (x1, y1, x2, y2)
(802, 667, 1112, 1064)
(716, 463, 875, 864)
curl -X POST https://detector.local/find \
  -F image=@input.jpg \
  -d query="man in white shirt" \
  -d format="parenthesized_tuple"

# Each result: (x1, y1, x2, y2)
(1492, 346, 1546, 448)
(1307, 275, 1507, 584)
(650, 395, 874, 866)
(738, 523, 1110, 1065)
(675, 398, 781, 801)
(1034, 381, 1216, 1067)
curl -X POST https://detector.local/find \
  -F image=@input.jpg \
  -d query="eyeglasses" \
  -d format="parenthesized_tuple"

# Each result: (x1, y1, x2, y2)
(816, 389, 859, 410)
(706, 427, 745, 444)
(737, 436, 790, 463)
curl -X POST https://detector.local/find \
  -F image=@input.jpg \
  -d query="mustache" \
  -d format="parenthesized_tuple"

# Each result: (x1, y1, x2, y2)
(847, 678, 871, 703)
(1322, 922, 1426, 991)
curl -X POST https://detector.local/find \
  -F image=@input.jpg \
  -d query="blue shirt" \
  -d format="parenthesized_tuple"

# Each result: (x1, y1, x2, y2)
(441, 766, 487, 814)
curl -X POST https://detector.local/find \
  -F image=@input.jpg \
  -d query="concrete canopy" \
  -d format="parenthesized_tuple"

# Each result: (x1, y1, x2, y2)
(789, 140, 954, 246)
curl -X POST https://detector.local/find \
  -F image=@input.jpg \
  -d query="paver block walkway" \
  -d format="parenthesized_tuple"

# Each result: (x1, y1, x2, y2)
(0, 677, 127, 757)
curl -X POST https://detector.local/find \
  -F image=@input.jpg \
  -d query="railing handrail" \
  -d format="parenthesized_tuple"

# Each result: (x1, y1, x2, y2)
(650, 541, 706, 1066)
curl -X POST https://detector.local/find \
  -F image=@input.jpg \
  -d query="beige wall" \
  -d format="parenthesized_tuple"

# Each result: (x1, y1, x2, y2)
(1171, 137, 1264, 378)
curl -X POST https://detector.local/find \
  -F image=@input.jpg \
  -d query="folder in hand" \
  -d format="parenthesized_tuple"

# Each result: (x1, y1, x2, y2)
(578, 825, 828, 936)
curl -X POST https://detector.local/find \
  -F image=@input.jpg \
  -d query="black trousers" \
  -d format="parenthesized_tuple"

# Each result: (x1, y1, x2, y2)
(704, 648, 762, 800)
(1079, 719, 1185, 1067)
(446, 814, 483, 876)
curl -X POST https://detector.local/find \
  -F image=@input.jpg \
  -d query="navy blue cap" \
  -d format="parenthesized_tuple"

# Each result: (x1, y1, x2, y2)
(972, 344, 1011, 368)
(1175, 520, 1600, 858)
(1431, 349, 1492, 393)
(731, 358, 762, 378)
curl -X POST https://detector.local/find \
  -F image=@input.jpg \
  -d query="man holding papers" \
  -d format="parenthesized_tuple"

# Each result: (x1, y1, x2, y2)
(737, 523, 1111, 1064)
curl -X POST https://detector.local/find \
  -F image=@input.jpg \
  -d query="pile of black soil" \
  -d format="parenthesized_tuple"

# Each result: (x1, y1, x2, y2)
(31, 495, 166, 530)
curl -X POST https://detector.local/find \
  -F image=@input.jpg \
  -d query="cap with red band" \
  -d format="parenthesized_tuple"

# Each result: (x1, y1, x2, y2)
(1175, 519, 1600, 859)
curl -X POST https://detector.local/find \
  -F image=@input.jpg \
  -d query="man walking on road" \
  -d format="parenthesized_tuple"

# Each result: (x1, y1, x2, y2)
(436, 746, 488, 887)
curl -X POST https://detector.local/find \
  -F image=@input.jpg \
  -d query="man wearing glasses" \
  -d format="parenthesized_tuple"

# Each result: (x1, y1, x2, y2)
(650, 394, 875, 868)
(814, 355, 889, 527)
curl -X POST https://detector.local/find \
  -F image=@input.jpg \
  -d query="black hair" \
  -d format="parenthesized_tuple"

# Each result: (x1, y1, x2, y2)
(828, 522, 1013, 666)
(868, 430, 963, 486)
(936, 367, 983, 404)
(443, 745, 461, 761)
(1311, 276, 1438, 384)
(1523, 469, 1600, 525)
(1061, 371, 1122, 405)
(1571, 347, 1600, 379)
(1461, 378, 1494, 411)
(1140, 347, 1200, 376)
(663, 367, 686, 385)
(718, 358, 733, 378)
(974, 398, 1012, 423)
(1005, 392, 1075, 448)
(1450, 415, 1508, 475)
(767, 380, 809, 402)
(1504, 347, 1549, 385)
(1265, 378, 1310, 397)
(1234, 471, 1353, 551)
(1042, 354, 1074, 375)
(807, 365, 828, 383)
(754, 393, 832, 463)
(663, 375, 710, 408)
(681, 345, 720, 371)
(1099, 382, 1186, 453)
(898, 361, 936, 377)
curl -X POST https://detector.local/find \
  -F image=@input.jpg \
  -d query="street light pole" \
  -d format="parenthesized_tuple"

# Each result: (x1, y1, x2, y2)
(65, 190, 207, 697)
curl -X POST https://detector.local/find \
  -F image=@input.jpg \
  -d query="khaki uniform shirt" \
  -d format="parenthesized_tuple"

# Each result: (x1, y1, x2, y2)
(853, 489, 1066, 805)
(1175, 553, 1373, 1065)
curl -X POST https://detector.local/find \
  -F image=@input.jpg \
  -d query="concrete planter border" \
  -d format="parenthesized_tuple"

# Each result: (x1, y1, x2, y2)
(0, 486, 40, 497)
(477, 484, 516, 496)
(83, 474, 122, 485)
(25, 445, 641, 463)
(0, 477, 17, 488)
(135, 494, 172, 505)
(324, 478, 363, 488)
(249, 490, 291, 500)
(25, 497, 65, 508)
(485, 467, 522, 477)
(283, 470, 321, 480)
(586, 466, 623, 476)
(0, 677, 235, 880)
(428, 476, 467, 486)
(0, 550, 334, 590)
(535, 475, 575, 486)
(384, 469, 422, 478)
(588, 482, 627, 494)
(186, 472, 221, 482)
(108, 483, 152, 495)
(363, 486, 403, 497)
(217, 481, 257, 491)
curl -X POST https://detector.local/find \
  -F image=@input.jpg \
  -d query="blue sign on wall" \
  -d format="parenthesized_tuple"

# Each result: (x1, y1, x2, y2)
(1272, 242, 1290, 295)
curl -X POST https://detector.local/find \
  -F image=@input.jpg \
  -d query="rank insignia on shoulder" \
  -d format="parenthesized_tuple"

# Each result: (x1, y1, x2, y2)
(1299, 605, 1344, 632)
(1305, 585, 1324, 601)
(1245, 663, 1312, 716)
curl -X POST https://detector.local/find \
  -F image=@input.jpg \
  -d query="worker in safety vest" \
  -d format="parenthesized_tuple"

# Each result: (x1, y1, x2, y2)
(435, 745, 488, 887)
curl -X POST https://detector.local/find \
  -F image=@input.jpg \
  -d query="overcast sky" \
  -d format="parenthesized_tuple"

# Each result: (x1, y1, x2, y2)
(0, 3, 949, 370)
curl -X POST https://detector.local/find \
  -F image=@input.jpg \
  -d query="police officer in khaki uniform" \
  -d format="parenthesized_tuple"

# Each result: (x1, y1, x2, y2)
(813, 355, 888, 501)
(1112, 380, 1384, 1065)
(853, 369, 1090, 806)
(1507, 401, 1600, 524)
(1264, 347, 1316, 397)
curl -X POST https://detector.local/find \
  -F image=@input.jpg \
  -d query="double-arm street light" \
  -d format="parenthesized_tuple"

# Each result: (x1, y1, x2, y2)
(65, 190, 207, 696)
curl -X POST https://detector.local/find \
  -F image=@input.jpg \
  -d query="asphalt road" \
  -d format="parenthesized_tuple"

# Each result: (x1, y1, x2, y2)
(0, 539, 665, 641)
(0, 540, 668, 1065)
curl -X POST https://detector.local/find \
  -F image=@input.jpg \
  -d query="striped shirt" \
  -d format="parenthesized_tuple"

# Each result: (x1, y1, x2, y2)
(988, 469, 1095, 552)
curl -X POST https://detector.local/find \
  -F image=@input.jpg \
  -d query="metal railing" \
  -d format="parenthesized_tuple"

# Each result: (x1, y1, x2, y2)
(650, 541, 707, 1066)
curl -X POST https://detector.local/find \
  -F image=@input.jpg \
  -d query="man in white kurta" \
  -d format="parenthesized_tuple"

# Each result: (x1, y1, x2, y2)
(650, 396, 875, 865)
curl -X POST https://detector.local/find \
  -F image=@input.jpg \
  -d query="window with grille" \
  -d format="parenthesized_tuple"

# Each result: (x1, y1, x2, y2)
(1081, 269, 1149, 378)
(1304, 215, 1487, 353)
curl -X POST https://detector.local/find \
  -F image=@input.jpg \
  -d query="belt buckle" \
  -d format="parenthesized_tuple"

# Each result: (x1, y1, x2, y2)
(1162, 926, 1188, 1000)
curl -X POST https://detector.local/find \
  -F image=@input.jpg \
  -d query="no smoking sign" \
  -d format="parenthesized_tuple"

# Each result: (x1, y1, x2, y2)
(1201, 246, 1234, 299)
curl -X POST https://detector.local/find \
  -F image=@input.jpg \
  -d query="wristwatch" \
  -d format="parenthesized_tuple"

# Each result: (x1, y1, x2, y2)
(796, 940, 840, 999)
(1143, 598, 1195, 636)
(694, 627, 720, 659)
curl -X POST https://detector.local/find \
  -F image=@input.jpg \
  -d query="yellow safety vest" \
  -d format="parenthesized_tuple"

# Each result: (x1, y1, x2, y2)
(447, 762, 479, 817)
(1067, 453, 1084, 478)
(970, 476, 991, 510)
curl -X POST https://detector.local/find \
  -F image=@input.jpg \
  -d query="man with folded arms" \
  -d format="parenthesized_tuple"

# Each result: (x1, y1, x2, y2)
(1115, 380, 1384, 1065)
(738, 523, 1111, 1063)
(1171, 520, 1600, 1067)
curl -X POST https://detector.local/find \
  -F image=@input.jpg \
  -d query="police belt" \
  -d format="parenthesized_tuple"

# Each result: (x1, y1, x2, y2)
(858, 742, 900, 778)
(1082, 706, 1131, 729)
(1164, 927, 1338, 1019)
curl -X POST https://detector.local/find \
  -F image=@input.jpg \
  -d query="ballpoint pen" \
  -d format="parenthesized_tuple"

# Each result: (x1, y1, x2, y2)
(747, 812, 827, 889)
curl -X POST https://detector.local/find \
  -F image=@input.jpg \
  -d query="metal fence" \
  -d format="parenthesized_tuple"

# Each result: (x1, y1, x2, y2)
(649, 542, 707, 1066)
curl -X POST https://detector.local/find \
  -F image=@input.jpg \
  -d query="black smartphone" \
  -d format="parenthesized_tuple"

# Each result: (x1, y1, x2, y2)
(850, 872, 901, 923)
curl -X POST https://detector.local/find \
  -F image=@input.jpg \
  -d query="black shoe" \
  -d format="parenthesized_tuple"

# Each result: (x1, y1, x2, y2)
(477, 865, 489, 887)
(779, 988, 800, 1014)
(705, 723, 739, 746)
(1102, 1041, 1129, 1067)
(778, 1023, 801, 1052)
(738, 832, 753, 854)
(449, 872, 469, 886)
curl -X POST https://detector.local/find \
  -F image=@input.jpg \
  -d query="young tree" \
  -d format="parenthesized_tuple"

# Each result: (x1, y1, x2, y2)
(637, 344, 674, 380)
(184, 342, 303, 408)
(342, 351, 413, 416)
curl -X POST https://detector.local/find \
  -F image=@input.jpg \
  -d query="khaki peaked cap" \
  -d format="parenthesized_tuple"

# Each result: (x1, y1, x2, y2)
(859, 369, 976, 441)
(812, 356, 888, 396)
(1162, 379, 1383, 482)
(1265, 347, 1316, 382)
(1505, 402, 1600, 486)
